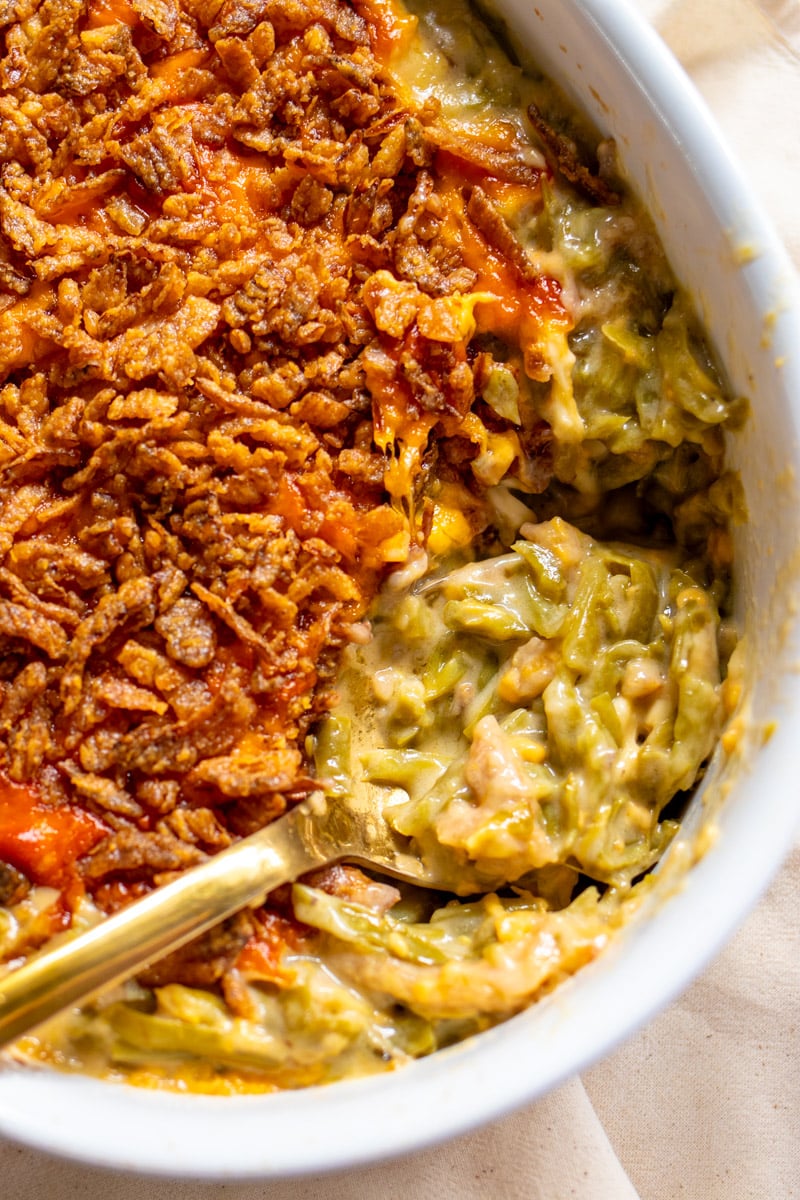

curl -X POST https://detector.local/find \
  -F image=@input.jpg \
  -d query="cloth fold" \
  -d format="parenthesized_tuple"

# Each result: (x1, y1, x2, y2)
(0, 1077, 642, 1200)
(584, 845, 800, 1199)
(1, 2, 797, 1196)
(640, 0, 800, 263)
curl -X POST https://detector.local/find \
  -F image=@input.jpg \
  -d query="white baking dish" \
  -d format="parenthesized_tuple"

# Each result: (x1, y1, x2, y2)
(0, 0, 798, 1176)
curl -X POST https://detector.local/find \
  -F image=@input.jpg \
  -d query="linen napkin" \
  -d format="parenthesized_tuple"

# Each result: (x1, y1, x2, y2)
(1, 2, 798, 1196)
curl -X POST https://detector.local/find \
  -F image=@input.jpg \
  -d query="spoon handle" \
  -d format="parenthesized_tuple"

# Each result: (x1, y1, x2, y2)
(0, 804, 330, 1049)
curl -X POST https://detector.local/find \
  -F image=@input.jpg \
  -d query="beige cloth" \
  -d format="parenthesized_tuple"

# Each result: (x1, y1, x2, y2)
(1, 2, 798, 1196)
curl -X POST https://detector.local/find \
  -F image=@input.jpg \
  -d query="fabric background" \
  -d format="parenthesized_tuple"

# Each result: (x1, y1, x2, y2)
(1, 1, 798, 1195)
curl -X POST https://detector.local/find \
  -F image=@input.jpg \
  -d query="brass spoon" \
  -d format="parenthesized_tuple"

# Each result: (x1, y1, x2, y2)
(0, 784, 499, 1050)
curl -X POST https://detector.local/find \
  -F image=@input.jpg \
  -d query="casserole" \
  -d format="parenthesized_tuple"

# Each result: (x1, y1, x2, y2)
(0, 0, 798, 1175)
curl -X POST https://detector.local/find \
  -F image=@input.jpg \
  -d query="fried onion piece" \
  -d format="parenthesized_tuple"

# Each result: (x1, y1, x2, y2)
(527, 102, 621, 206)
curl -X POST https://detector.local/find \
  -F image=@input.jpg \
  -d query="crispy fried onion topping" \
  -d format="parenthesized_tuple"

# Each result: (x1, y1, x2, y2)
(0, 0, 566, 929)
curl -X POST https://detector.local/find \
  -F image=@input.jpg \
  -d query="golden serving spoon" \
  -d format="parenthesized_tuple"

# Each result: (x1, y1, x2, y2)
(0, 783, 500, 1050)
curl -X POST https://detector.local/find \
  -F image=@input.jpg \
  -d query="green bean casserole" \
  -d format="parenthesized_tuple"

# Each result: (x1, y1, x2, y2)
(0, 0, 745, 1090)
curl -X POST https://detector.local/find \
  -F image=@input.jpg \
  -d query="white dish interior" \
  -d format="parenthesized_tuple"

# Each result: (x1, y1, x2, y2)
(0, 0, 798, 1177)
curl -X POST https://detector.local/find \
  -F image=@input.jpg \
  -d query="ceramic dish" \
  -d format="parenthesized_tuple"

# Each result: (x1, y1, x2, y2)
(0, 0, 798, 1176)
